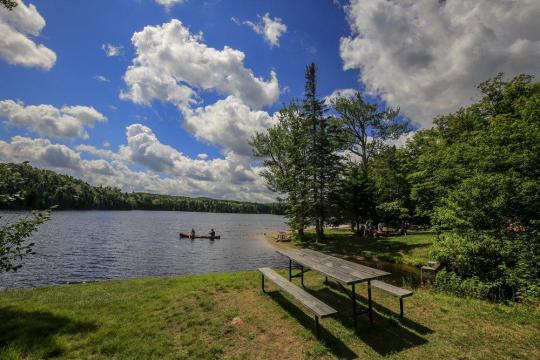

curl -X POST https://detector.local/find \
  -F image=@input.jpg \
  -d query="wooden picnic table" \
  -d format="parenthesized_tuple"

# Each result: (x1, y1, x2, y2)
(277, 248, 390, 330)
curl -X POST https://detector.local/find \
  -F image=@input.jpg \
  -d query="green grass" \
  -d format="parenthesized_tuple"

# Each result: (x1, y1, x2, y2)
(295, 228, 434, 267)
(1, 271, 539, 359)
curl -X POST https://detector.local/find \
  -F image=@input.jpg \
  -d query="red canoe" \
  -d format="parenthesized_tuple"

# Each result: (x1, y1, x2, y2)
(179, 232, 220, 240)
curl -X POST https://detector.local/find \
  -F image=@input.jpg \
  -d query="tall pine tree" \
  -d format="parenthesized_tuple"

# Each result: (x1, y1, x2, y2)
(303, 63, 344, 241)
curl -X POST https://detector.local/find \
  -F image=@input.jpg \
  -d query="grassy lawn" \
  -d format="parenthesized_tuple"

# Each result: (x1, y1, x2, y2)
(1, 271, 539, 359)
(292, 228, 434, 267)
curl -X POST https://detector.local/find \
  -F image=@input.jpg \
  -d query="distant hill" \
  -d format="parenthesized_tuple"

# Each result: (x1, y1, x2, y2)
(0, 162, 283, 214)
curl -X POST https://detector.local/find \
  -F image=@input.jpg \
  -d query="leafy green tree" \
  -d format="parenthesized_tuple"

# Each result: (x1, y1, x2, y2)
(372, 146, 413, 227)
(332, 92, 407, 177)
(0, 163, 51, 272)
(335, 163, 373, 234)
(331, 91, 409, 227)
(408, 73, 540, 300)
(251, 102, 311, 237)
(0, 0, 17, 10)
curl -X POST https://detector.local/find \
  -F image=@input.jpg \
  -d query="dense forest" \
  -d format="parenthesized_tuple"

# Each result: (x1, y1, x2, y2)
(0, 162, 283, 214)
(253, 67, 539, 301)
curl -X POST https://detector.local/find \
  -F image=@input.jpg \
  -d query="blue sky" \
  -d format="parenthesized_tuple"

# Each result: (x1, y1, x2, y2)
(1, 0, 357, 160)
(1, 0, 538, 202)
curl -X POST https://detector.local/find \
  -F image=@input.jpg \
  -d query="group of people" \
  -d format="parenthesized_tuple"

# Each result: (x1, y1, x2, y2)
(190, 228, 216, 238)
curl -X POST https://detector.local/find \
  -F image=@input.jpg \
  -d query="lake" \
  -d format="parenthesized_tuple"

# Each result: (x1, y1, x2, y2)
(0, 211, 288, 289)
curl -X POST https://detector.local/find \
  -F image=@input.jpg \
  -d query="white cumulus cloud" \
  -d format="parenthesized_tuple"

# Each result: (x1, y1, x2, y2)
(242, 13, 287, 48)
(181, 96, 277, 156)
(0, 100, 107, 139)
(0, 136, 82, 170)
(340, 0, 540, 127)
(120, 19, 279, 110)
(0, 0, 56, 70)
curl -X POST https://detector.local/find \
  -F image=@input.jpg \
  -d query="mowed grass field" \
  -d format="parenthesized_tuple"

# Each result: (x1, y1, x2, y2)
(295, 229, 434, 267)
(1, 271, 538, 359)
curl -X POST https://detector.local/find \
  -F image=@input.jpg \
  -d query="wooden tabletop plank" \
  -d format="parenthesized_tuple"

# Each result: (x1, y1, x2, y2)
(301, 249, 390, 278)
(277, 248, 359, 284)
(277, 248, 390, 284)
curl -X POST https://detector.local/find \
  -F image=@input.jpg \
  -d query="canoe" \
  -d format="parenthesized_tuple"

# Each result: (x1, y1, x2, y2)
(179, 232, 220, 240)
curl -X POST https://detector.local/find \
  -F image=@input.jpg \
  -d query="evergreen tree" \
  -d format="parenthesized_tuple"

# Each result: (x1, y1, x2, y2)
(303, 63, 344, 241)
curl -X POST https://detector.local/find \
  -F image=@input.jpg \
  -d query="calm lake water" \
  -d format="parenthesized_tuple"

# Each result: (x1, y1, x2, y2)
(0, 211, 288, 289)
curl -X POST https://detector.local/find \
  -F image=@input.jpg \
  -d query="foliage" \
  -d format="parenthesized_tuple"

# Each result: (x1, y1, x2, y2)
(332, 92, 408, 176)
(0, 162, 282, 215)
(252, 64, 344, 239)
(0, 211, 50, 273)
(406, 73, 540, 300)
(0, 163, 51, 273)
(303, 63, 345, 240)
(371, 146, 413, 227)
(251, 102, 311, 235)
(331, 91, 410, 227)
(433, 230, 540, 301)
(0, 0, 17, 11)
(333, 164, 373, 233)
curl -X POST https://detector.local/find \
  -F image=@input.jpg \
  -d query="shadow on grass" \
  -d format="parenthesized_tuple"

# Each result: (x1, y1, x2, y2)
(300, 231, 432, 265)
(265, 291, 357, 359)
(0, 306, 98, 358)
(324, 281, 433, 335)
(304, 284, 431, 356)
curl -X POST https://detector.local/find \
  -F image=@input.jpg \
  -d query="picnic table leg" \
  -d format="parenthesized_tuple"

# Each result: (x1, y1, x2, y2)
(325, 276, 328, 285)
(400, 297, 404, 318)
(315, 316, 320, 339)
(288, 259, 292, 281)
(261, 274, 265, 292)
(352, 283, 357, 331)
(368, 280, 373, 325)
(300, 265, 304, 287)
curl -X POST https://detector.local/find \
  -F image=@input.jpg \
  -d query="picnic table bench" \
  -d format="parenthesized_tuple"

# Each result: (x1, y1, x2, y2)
(259, 267, 337, 339)
(371, 280, 413, 318)
(277, 248, 391, 330)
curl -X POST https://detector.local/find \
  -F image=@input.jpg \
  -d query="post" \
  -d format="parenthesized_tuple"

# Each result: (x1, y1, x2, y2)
(400, 297, 404, 318)
(300, 265, 304, 287)
(352, 283, 357, 331)
(368, 280, 373, 325)
(288, 259, 292, 281)
(315, 316, 320, 339)
(261, 274, 265, 292)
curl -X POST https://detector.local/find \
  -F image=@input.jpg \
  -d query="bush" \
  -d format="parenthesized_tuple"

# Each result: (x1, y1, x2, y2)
(432, 229, 540, 301)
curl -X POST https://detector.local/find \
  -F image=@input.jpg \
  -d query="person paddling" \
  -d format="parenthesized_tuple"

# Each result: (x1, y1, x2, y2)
(190, 228, 196, 239)
(209, 228, 215, 238)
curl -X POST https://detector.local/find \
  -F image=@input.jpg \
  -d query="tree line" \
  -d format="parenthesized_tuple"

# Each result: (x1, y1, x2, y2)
(252, 66, 539, 301)
(0, 162, 283, 215)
